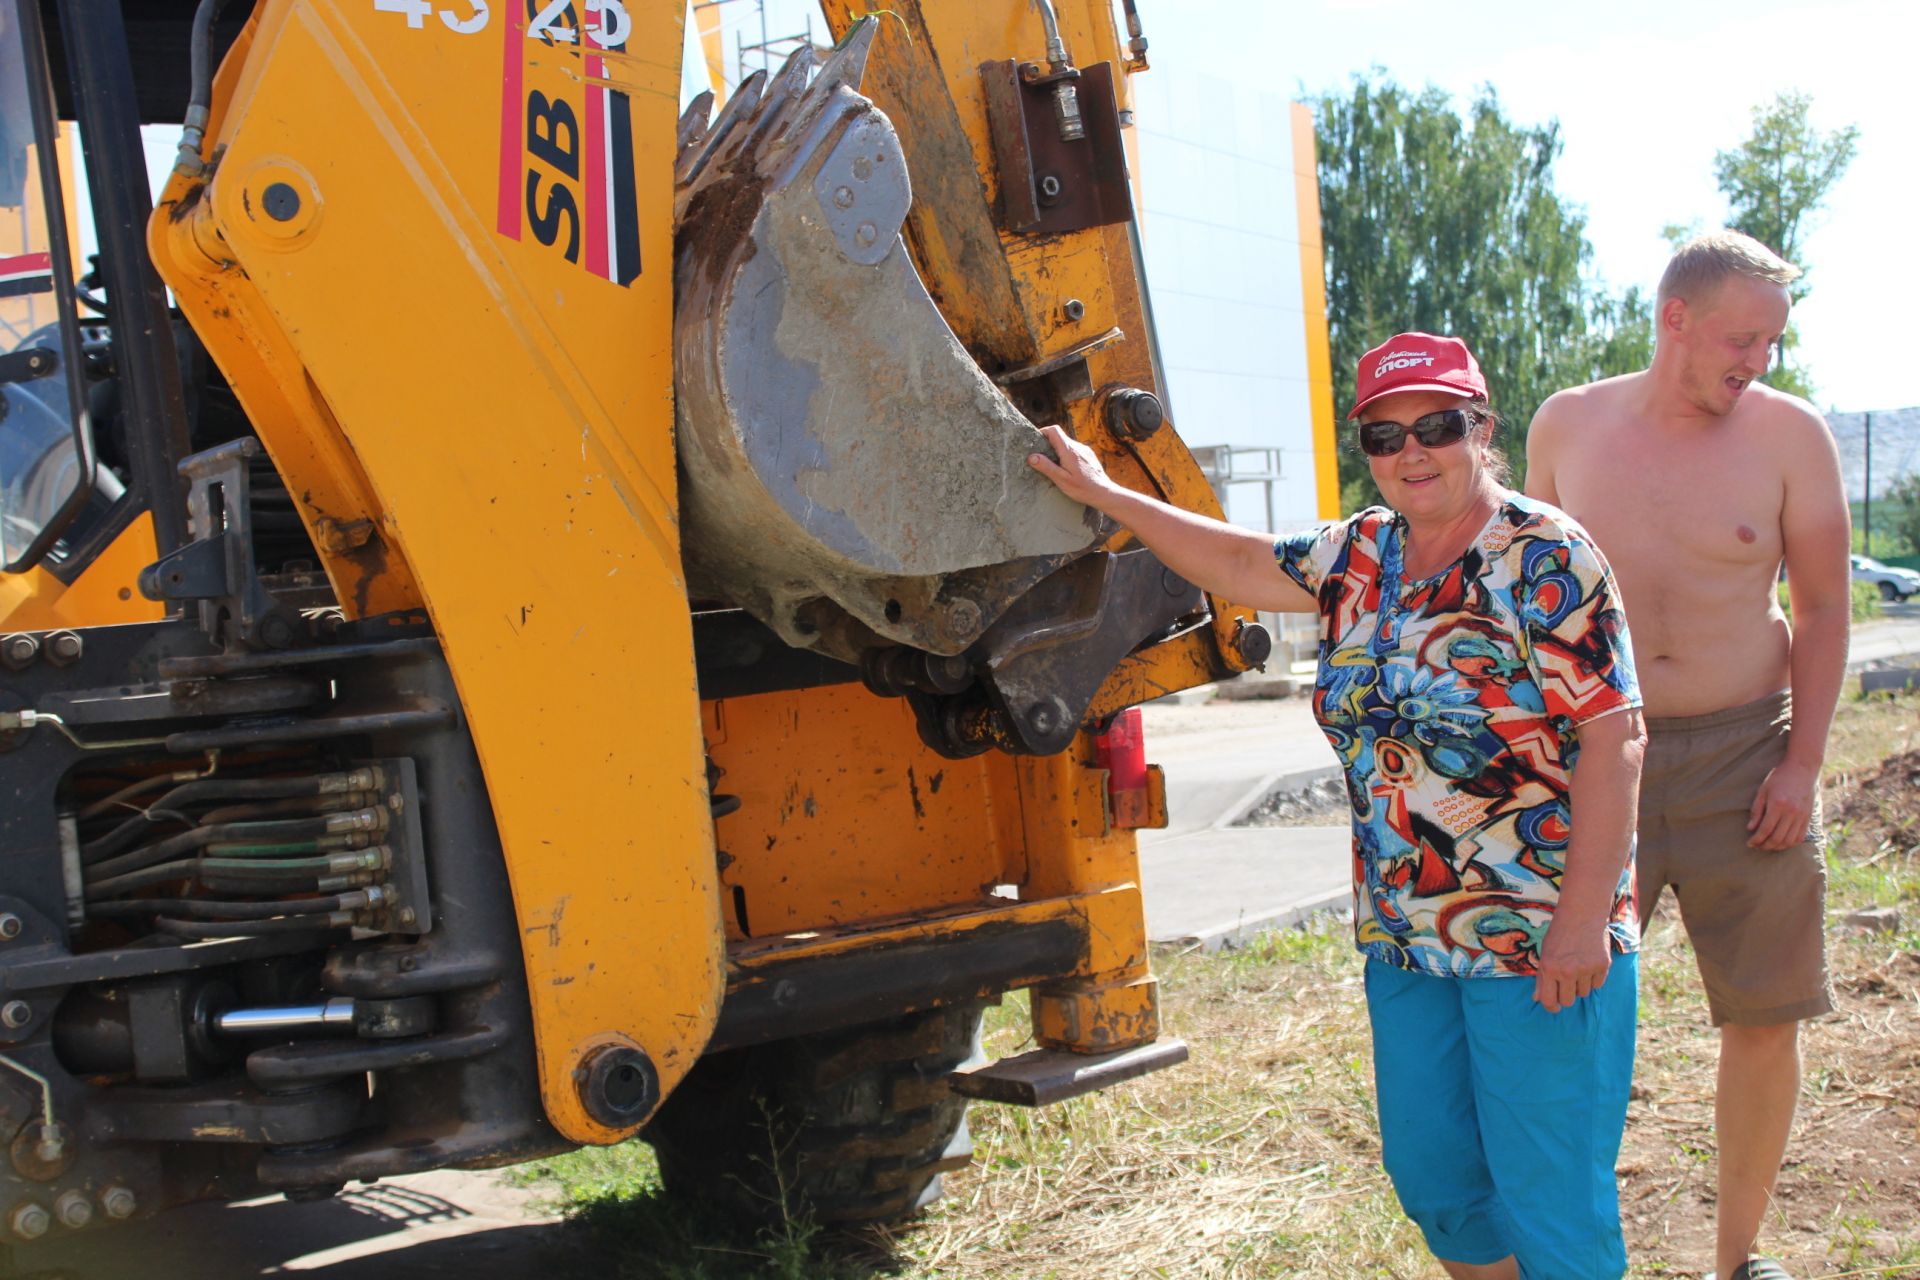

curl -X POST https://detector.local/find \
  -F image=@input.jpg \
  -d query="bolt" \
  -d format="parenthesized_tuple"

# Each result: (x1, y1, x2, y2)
(1234, 620, 1274, 670)
(99, 1186, 136, 1220)
(575, 1044, 659, 1128)
(832, 185, 854, 209)
(0, 914, 20, 941)
(262, 181, 302, 222)
(1037, 173, 1064, 204)
(9, 1201, 49, 1240)
(945, 598, 982, 636)
(398, 906, 417, 927)
(920, 653, 974, 696)
(1063, 298, 1085, 322)
(1, 634, 37, 668)
(1, 1000, 31, 1029)
(45, 631, 82, 664)
(54, 1189, 92, 1229)
(853, 221, 878, 249)
(1105, 388, 1165, 441)
(258, 613, 297, 649)
(1026, 702, 1060, 737)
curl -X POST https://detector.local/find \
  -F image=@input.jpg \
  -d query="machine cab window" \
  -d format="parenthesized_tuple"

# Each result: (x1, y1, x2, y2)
(0, 0, 102, 572)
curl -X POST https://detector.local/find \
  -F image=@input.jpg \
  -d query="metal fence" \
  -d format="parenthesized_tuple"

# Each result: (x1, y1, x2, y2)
(1830, 407, 1920, 504)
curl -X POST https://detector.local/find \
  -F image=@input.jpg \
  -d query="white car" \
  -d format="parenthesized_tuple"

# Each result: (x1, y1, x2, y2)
(1851, 554, 1920, 602)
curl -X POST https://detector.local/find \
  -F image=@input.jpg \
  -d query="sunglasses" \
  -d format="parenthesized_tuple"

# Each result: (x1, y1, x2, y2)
(1356, 408, 1477, 458)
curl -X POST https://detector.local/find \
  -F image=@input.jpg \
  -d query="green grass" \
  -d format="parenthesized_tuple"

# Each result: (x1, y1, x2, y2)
(1778, 578, 1884, 624)
(510, 1143, 871, 1280)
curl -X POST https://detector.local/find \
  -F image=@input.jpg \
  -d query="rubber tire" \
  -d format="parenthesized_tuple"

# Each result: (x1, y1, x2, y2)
(1880, 581, 1900, 602)
(643, 1002, 986, 1225)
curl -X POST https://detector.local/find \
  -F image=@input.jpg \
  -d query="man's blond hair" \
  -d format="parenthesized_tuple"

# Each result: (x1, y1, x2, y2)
(1657, 229, 1801, 307)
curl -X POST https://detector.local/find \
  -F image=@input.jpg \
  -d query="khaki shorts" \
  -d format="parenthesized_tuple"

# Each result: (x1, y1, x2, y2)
(1638, 690, 1834, 1027)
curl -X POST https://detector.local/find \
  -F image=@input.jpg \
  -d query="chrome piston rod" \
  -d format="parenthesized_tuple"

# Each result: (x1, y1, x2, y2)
(212, 996, 355, 1036)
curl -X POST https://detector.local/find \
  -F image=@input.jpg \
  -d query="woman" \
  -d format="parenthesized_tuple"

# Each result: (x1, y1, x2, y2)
(1030, 332, 1645, 1280)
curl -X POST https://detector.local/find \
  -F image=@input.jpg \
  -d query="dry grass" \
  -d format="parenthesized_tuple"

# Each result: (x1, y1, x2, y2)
(534, 686, 1920, 1280)
(880, 928, 1427, 1278)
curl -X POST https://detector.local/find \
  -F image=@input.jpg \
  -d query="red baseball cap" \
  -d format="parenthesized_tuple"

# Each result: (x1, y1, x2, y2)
(1348, 332, 1487, 418)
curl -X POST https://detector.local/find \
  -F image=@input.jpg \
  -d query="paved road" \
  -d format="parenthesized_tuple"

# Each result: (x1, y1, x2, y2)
(1135, 697, 1351, 947)
(1852, 599, 1920, 665)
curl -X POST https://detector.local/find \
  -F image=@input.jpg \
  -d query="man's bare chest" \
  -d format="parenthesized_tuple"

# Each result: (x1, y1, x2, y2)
(1553, 435, 1784, 572)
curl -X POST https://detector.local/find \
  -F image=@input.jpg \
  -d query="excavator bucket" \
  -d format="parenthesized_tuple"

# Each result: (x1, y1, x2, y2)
(673, 20, 1103, 662)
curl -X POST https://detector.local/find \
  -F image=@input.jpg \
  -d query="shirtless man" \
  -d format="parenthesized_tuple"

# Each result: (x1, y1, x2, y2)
(1526, 230, 1851, 1280)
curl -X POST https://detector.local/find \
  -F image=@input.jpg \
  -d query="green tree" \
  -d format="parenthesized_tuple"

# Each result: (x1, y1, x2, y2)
(1884, 472, 1920, 558)
(1314, 73, 1651, 511)
(1712, 91, 1858, 400)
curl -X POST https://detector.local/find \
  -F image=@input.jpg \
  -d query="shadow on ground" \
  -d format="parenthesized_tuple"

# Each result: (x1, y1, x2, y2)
(4, 1173, 916, 1280)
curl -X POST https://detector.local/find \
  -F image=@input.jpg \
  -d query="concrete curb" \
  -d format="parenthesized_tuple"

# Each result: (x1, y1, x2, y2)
(1153, 888, 1352, 953)
(1215, 764, 1342, 830)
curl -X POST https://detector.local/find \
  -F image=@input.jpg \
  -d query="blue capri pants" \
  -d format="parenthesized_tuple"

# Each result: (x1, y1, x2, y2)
(1365, 954, 1639, 1280)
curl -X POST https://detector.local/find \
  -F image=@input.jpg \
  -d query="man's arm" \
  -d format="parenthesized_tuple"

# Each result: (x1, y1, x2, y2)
(1750, 402, 1852, 850)
(1523, 394, 1570, 506)
(1536, 706, 1646, 1012)
(1028, 425, 1317, 613)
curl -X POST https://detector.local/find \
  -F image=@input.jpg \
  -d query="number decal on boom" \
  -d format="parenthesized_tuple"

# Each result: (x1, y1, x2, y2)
(527, 0, 630, 49)
(373, 0, 623, 44)
(441, 0, 490, 34)
(373, 0, 491, 34)
(373, 0, 434, 27)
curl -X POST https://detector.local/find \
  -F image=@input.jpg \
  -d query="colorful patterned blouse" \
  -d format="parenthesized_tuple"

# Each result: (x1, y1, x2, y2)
(1275, 496, 1642, 979)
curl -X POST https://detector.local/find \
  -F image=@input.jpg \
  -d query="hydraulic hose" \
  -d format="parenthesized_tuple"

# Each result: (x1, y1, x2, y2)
(77, 756, 216, 820)
(173, 0, 229, 179)
(196, 793, 371, 826)
(86, 847, 385, 900)
(87, 811, 381, 880)
(155, 914, 352, 940)
(82, 774, 365, 863)
(87, 895, 349, 921)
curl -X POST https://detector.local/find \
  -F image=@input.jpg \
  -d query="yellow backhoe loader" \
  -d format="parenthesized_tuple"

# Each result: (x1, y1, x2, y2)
(0, 0, 1271, 1249)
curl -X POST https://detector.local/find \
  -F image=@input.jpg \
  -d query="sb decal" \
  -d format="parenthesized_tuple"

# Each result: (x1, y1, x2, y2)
(492, 0, 642, 286)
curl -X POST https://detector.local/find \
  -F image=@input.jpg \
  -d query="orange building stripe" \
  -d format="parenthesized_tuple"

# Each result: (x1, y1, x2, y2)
(1290, 102, 1340, 520)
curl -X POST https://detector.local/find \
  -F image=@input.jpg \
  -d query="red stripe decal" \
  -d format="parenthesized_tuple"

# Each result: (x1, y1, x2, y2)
(584, 55, 609, 280)
(0, 251, 54, 281)
(496, 7, 525, 239)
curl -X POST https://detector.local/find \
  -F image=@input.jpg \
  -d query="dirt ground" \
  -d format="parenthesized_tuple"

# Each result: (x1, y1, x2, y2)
(1616, 743, 1920, 1276)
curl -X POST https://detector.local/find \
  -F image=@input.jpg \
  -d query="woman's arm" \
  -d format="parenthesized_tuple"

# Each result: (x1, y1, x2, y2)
(1535, 706, 1647, 1012)
(1027, 425, 1318, 613)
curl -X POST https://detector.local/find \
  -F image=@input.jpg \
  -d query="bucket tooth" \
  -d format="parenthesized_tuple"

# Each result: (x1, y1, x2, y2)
(676, 69, 765, 190)
(676, 89, 715, 160)
(809, 18, 876, 102)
